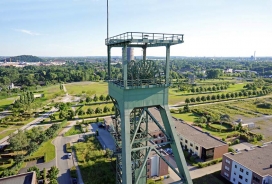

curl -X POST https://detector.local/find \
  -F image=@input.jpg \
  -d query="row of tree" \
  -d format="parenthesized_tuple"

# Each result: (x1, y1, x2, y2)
(185, 89, 272, 104)
(190, 85, 228, 93)
(84, 94, 111, 103)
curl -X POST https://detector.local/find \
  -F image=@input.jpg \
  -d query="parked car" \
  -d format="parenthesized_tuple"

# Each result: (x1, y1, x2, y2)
(68, 153, 72, 159)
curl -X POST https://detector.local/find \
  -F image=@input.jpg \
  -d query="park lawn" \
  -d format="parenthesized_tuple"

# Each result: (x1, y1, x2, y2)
(64, 125, 83, 137)
(65, 81, 108, 96)
(74, 136, 116, 184)
(210, 123, 232, 130)
(171, 113, 199, 123)
(0, 118, 35, 140)
(230, 100, 272, 115)
(31, 138, 55, 162)
(36, 84, 65, 103)
(0, 97, 17, 109)
(0, 129, 18, 140)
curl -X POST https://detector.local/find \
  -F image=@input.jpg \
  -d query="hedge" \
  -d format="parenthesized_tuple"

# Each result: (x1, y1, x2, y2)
(66, 143, 72, 153)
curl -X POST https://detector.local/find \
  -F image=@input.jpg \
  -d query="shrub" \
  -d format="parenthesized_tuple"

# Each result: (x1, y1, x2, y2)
(66, 143, 72, 153)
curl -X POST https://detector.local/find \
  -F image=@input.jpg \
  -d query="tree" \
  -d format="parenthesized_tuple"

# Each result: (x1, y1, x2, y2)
(206, 95, 211, 101)
(206, 69, 222, 79)
(95, 107, 102, 114)
(93, 95, 98, 102)
(185, 98, 190, 104)
(28, 166, 40, 180)
(99, 95, 105, 101)
(183, 104, 190, 113)
(86, 108, 94, 115)
(106, 94, 111, 101)
(201, 96, 206, 102)
(111, 106, 115, 112)
(49, 114, 56, 121)
(190, 97, 196, 103)
(47, 166, 59, 181)
(103, 106, 110, 113)
(226, 93, 230, 98)
(211, 95, 216, 100)
(8, 130, 29, 154)
(49, 179, 58, 184)
(86, 96, 91, 103)
(221, 93, 226, 99)
(196, 96, 201, 102)
(67, 110, 75, 120)
(78, 109, 85, 116)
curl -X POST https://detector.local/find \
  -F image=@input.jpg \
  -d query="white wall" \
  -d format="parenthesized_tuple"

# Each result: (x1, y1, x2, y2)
(180, 135, 201, 157)
(150, 155, 159, 177)
(230, 160, 252, 184)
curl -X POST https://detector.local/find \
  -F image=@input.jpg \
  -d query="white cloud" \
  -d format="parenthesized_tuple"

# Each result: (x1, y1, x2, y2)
(15, 29, 41, 36)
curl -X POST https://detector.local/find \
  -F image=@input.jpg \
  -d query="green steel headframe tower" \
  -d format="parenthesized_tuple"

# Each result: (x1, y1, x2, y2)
(106, 32, 192, 184)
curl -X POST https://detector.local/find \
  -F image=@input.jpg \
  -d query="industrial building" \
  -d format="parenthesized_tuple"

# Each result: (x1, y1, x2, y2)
(0, 172, 37, 184)
(221, 142, 272, 184)
(148, 108, 228, 161)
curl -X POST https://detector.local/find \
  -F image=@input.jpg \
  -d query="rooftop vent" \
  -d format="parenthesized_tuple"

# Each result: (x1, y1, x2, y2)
(270, 164, 272, 168)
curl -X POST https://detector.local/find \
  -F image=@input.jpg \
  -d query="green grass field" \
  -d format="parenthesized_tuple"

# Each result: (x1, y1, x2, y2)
(172, 113, 199, 123)
(0, 97, 17, 109)
(65, 82, 108, 96)
(74, 136, 116, 184)
(64, 125, 83, 137)
(31, 138, 55, 162)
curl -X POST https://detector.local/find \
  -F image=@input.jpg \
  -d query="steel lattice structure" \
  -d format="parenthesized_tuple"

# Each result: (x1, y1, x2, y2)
(106, 32, 192, 184)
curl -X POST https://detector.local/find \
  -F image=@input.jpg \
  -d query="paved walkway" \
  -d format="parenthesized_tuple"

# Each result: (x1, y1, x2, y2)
(19, 159, 56, 173)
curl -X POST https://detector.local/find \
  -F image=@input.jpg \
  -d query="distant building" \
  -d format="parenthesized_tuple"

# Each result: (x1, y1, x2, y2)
(225, 69, 233, 73)
(0, 171, 37, 184)
(127, 47, 134, 61)
(221, 142, 272, 184)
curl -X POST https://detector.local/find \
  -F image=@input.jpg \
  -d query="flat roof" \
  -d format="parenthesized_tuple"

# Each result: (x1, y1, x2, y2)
(224, 142, 272, 177)
(0, 172, 35, 184)
(147, 108, 227, 149)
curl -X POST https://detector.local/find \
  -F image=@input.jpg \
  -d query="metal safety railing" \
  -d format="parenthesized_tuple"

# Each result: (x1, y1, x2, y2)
(105, 32, 184, 45)
(109, 78, 169, 88)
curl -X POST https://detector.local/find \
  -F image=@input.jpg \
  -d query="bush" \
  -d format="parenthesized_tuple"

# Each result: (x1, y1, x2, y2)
(70, 166, 77, 178)
(66, 143, 72, 153)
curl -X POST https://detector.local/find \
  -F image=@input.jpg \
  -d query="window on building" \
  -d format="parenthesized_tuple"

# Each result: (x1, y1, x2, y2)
(225, 166, 229, 171)
(246, 171, 249, 175)
(239, 175, 243, 179)
(190, 143, 193, 147)
(161, 140, 164, 143)
(225, 159, 230, 164)
(233, 178, 235, 181)
(153, 135, 157, 138)
(253, 176, 260, 183)
(147, 162, 150, 165)
(240, 168, 244, 172)
(180, 137, 183, 140)
(245, 179, 248, 182)
(224, 172, 229, 177)
(234, 172, 236, 175)
(155, 141, 157, 144)
(196, 146, 198, 150)
(147, 175, 149, 178)
(147, 169, 149, 172)
(185, 140, 188, 143)
(235, 165, 237, 168)
(238, 182, 242, 184)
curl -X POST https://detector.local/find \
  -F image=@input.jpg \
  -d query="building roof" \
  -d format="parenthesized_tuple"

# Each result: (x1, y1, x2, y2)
(0, 172, 36, 184)
(147, 108, 227, 149)
(224, 142, 272, 177)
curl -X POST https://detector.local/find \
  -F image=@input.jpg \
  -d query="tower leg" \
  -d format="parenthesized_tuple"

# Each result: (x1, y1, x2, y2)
(120, 108, 133, 184)
(159, 105, 193, 184)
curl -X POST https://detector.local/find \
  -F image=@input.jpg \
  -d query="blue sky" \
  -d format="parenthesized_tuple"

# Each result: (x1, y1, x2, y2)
(0, 0, 271, 57)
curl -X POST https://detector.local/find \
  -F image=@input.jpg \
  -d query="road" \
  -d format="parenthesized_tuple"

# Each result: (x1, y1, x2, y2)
(163, 156, 222, 183)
